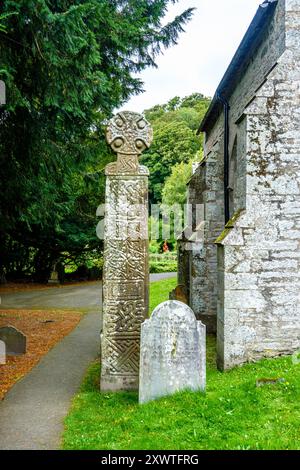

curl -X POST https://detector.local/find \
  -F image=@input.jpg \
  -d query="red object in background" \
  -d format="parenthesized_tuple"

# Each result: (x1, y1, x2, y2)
(163, 241, 169, 253)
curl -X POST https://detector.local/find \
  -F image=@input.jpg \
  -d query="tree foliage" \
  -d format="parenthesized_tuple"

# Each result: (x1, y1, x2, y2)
(0, 12, 16, 33)
(141, 93, 210, 204)
(0, 0, 194, 281)
(162, 160, 193, 207)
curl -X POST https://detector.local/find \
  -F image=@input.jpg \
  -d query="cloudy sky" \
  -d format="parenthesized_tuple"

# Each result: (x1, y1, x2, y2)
(124, 0, 262, 112)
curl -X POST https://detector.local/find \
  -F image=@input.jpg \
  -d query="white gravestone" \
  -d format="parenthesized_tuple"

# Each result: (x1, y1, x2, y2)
(139, 300, 206, 404)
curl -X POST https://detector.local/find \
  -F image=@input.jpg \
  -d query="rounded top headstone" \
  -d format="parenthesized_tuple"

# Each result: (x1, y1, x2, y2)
(151, 300, 197, 325)
(106, 111, 153, 155)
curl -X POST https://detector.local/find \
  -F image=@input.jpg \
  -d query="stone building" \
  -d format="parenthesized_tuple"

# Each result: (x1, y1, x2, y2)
(178, 0, 300, 370)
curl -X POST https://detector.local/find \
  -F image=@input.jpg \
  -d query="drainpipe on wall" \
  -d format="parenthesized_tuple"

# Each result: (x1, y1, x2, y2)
(216, 93, 230, 225)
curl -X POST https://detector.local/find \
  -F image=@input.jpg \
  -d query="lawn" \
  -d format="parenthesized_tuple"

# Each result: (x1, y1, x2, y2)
(149, 276, 176, 314)
(62, 278, 300, 450)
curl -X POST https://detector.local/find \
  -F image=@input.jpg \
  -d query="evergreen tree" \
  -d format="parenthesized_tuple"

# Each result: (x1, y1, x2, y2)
(0, 0, 194, 281)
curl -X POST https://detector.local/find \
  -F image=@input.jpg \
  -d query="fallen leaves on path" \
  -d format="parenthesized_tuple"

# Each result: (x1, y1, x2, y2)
(0, 283, 58, 294)
(0, 280, 100, 294)
(0, 309, 81, 400)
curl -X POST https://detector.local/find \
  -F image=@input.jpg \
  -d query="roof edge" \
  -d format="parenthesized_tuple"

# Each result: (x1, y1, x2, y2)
(198, 0, 278, 135)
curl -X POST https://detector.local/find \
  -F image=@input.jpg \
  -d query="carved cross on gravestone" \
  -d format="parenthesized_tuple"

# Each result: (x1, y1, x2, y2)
(100, 111, 153, 392)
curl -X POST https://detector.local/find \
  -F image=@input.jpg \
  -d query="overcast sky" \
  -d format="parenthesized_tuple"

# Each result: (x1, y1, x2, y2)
(124, 0, 262, 112)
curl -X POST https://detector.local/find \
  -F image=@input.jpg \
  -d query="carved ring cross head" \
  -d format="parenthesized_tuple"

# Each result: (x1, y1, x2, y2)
(106, 111, 153, 157)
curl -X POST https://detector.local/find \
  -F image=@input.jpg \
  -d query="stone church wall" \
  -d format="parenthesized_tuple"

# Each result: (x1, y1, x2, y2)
(184, 0, 300, 366)
(216, 0, 300, 368)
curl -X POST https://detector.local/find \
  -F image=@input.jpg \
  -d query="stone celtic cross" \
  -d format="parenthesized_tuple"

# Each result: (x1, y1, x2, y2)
(106, 111, 153, 175)
(100, 111, 153, 392)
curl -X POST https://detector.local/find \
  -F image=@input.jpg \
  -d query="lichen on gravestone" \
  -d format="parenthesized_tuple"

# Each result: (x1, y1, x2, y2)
(139, 300, 206, 404)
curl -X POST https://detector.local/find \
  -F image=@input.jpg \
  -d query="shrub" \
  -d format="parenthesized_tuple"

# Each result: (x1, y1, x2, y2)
(149, 260, 177, 273)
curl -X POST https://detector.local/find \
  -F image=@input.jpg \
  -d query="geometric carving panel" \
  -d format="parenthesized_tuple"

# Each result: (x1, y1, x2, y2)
(104, 300, 146, 334)
(102, 337, 140, 376)
(104, 240, 146, 281)
(106, 281, 144, 301)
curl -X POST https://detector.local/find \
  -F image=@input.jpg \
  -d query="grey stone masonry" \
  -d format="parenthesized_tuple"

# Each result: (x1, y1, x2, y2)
(174, 157, 221, 333)
(184, 0, 300, 369)
(188, 145, 224, 334)
(216, 0, 300, 369)
(139, 301, 206, 404)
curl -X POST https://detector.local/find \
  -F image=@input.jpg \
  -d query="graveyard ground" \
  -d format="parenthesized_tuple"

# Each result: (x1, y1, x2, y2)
(0, 309, 81, 400)
(62, 278, 300, 451)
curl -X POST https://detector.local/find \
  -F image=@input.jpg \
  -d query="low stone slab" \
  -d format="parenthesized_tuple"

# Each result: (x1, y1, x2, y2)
(0, 326, 26, 356)
(256, 377, 285, 387)
(0, 340, 6, 364)
(139, 300, 206, 404)
(48, 271, 59, 285)
(169, 284, 188, 304)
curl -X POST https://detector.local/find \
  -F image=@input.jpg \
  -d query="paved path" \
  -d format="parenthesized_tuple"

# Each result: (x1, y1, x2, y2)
(0, 273, 176, 310)
(0, 273, 176, 450)
(0, 281, 103, 311)
(0, 312, 100, 450)
(0, 281, 103, 450)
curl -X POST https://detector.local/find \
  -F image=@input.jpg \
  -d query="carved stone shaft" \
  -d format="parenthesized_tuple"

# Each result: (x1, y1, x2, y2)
(101, 111, 153, 391)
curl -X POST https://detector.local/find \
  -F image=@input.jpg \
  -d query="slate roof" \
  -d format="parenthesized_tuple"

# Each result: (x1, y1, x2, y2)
(198, 0, 278, 134)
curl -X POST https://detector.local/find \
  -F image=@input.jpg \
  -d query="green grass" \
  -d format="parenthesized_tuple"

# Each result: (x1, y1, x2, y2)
(62, 278, 300, 450)
(149, 277, 176, 314)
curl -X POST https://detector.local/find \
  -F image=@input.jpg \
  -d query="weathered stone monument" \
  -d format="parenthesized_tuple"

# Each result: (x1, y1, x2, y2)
(48, 262, 61, 285)
(169, 284, 188, 304)
(48, 270, 59, 285)
(0, 340, 6, 364)
(139, 301, 206, 404)
(0, 326, 26, 356)
(0, 80, 5, 106)
(100, 111, 153, 392)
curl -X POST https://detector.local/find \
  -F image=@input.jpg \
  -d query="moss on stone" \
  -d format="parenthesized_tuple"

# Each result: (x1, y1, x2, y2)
(214, 209, 244, 244)
(214, 227, 232, 244)
(225, 208, 243, 229)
